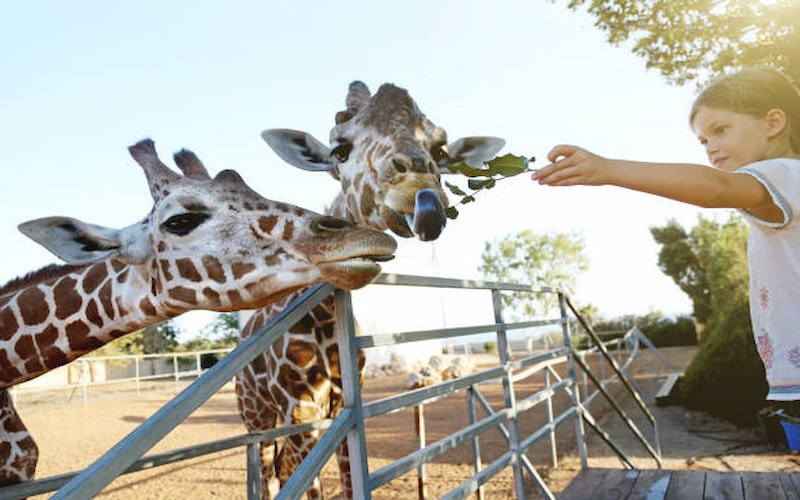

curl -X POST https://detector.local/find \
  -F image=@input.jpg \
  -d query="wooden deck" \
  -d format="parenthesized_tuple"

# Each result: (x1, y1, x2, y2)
(558, 467, 800, 499)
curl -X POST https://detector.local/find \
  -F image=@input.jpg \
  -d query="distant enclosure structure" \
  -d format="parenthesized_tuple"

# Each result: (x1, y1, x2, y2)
(1, 273, 665, 499)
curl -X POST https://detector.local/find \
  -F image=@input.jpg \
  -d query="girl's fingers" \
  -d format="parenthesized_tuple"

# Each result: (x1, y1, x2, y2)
(547, 144, 578, 163)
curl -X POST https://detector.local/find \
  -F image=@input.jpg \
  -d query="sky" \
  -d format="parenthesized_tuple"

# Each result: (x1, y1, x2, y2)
(0, 1, 731, 339)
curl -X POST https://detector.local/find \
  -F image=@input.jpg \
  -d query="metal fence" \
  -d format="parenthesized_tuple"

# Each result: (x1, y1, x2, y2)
(0, 273, 663, 499)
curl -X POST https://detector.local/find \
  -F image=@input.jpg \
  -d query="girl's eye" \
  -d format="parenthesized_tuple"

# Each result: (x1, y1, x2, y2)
(161, 213, 211, 236)
(431, 144, 450, 163)
(331, 143, 353, 162)
(714, 126, 728, 136)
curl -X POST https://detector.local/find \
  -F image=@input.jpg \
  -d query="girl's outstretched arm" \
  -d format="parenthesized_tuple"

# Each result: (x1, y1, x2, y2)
(533, 144, 781, 220)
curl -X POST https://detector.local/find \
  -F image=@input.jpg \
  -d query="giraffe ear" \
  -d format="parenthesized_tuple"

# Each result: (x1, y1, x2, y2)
(445, 137, 506, 169)
(261, 129, 336, 173)
(18, 217, 147, 265)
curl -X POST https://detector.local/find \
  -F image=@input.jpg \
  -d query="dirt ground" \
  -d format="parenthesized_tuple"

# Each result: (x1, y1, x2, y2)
(12, 346, 800, 499)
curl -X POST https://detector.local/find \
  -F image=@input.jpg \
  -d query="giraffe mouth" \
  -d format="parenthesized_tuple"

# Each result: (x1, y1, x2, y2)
(317, 234, 397, 289)
(381, 189, 447, 241)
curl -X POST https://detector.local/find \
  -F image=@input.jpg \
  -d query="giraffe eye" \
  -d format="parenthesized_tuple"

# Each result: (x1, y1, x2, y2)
(161, 213, 211, 236)
(431, 144, 449, 163)
(331, 143, 353, 162)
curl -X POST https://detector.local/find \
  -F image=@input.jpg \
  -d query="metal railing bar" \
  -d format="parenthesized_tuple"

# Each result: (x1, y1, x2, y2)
(565, 296, 655, 425)
(52, 283, 334, 500)
(1, 419, 335, 498)
(581, 346, 637, 408)
(440, 450, 516, 500)
(369, 410, 507, 490)
(572, 354, 661, 467)
(472, 387, 512, 444)
(516, 379, 573, 415)
(356, 318, 564, 349)
(511, 355, 569, 383)
(580, 408, 636, 469)
(277, 408, 355, 500)
(519, 407, 577, 452)
(363, 366, 506, 418)
(374, 273, 557, 294)
(509, 346, 570, 372)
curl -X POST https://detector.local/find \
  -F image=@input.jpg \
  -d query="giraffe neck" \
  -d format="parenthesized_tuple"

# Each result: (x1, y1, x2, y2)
(0, 260, 166, 388)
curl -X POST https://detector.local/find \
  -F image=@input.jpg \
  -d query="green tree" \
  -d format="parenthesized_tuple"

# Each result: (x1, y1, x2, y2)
(479, 230, 589, 318)
(562, 0, 799, 84)
(182, 313, 240, 351)
(652, 214, 767, 424)
(91, 320, 181, 356)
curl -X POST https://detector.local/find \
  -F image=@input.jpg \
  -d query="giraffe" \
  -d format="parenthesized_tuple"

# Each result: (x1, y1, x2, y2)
(235, 81, 505, 498)
(0, 139, 396, 485)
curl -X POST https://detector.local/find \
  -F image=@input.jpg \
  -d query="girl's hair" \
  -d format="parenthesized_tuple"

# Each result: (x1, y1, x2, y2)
(690, 67, 800, 153)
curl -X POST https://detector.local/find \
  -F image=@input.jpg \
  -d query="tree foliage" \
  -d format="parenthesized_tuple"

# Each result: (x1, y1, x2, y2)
(182, 313, 240, 351)
(90, 320, 181, 356)
(563, 0, 800, 84)
(652, 214, 766, 424)
(479, 230, 589, 318)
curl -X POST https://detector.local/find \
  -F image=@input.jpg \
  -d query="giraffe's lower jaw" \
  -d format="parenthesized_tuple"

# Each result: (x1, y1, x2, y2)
(318, 259, 385, 289)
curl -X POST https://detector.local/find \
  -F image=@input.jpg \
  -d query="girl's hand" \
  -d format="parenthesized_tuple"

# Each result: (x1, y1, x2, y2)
(532, 145, 612, 186)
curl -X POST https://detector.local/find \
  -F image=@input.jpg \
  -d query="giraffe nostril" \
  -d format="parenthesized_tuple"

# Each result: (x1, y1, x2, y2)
(314, 216, 352, 232)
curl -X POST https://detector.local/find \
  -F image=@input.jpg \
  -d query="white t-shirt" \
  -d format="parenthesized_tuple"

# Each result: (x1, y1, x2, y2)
(738, 158, 800, 400)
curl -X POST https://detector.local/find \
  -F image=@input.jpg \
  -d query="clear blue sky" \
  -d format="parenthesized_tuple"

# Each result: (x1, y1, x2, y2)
(1, 1, 728, 334)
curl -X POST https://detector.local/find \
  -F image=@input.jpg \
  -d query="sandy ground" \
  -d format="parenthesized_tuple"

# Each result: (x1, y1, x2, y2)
(8, 346, 798, 499)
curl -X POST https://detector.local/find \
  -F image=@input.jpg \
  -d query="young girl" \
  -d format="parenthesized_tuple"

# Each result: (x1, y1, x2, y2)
(534, 67, 800, 402)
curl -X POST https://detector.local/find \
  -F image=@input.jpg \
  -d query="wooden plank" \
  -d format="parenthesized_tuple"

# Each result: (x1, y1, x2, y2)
(628, 469, 672, 500)
(779, 473, 800, 500)
(785, 474, 800, 499)
(704, 471, 743, 500)
(741, 472, 787, 500)
(665, 470, 706, 500)
(655, 373, 681, 407)
(594, 468, 639, 500)
(558, 468, 609, 499)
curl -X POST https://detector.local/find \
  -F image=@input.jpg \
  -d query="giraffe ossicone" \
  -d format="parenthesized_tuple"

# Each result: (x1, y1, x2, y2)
(238, 81, 505, 499)
(0, 138, 396, 485)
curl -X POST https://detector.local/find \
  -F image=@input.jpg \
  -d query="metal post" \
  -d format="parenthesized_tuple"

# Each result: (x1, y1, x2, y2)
(466, 387, 484, 500)
(135, 357, 141, 398)
(81, 360, 89, 405)
(415, 405, 428, 499)
(491, 289, 525, 498)
(246, 442, 262, 500)
(195, 353, 202, 377)
(559, 293, 587, 468)
(545, 370, 557, 467)
(333, 289, 371, 499)
(173, 354, 179, 391)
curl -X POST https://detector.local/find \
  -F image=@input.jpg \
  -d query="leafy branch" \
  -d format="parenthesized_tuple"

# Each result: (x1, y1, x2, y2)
(444, 153, 535, 219)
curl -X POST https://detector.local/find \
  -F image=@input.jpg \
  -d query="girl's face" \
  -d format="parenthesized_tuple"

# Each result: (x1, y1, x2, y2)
(692, 106, 772, 172)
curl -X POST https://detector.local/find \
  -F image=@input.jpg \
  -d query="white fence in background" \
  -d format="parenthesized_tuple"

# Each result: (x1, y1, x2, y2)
(10, 348, 233, 405)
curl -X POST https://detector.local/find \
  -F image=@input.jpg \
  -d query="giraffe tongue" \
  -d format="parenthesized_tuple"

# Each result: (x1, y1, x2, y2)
(412, 189, 446, 242)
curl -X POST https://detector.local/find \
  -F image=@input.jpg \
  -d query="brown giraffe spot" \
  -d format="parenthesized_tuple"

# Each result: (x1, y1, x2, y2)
(24, 358, 43, 375)
(0, 350, 24, 383)
(159, 260, 174, 281)
(360, 183, 376, 217)
(202, 256, 226, 284)
(271, 334, 286, 357)
(34, 325, 59, 351)
(278, 363, 302, 385)
(157, 241, 167, 252)
(53, 276, 81, 320)
(248, 312, 265, 332)
(115, 297, 130, 316)
(250, 354, 267, 374)
(346, 193, 358, 215)
(116, 269, 129, 284)
(14, 335, 35, 359)
(289, 313, 317, 333)
(168, 286, 197, 305)
(286, 340, 316, 367)
(82, 263, 108, 294)
(41, 346, 68, 368)
(291, 403, 318, 424)
(176, 258, 202, 282)
(282, 220, 294, 241)
(98, 280, 114, 317)
(312, 303, 333, 323)
(0, 308, 19, 341)
(232, 262, 256, 280)
(258, 216, 278, 235)
(270, 384, 288, 408)
(110, 259, 125, 273)
(227, 290, 243, 305)
(306, 364, 328, 390)
(0, 441, 11, 470)
(326, 345, 340, 376)
(2, 413, 25, 433)
(66, 320, 101, 351)
(139, 297, 157, 316)
(353, 172, 364, 189)
(86, 299, 102, 327)
(264, 249, 284, 267)
(201, 287, 220, 307)
(321, 322, 335, 339)
(17, 287, 48, 326)
(109, 329, 126, 338)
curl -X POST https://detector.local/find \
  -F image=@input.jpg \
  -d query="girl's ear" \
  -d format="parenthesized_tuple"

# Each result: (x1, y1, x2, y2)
(764, 108, 788, 139)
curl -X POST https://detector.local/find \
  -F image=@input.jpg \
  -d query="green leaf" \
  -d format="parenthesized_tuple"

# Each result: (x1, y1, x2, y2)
(468, 178, 496, 190)
(461, 195, 476, 204)
(445, 206, 459, 219)
(485, 154, 529, 177)
(444, 180, 466, 196)
(446, 161, 492, 178)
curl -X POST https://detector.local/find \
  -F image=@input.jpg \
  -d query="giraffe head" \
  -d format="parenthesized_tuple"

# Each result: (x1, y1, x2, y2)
(16, 139, 396, 316)
(262, 81, 505, 241)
